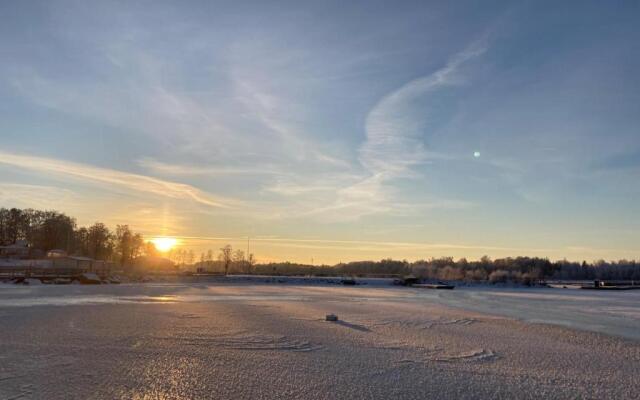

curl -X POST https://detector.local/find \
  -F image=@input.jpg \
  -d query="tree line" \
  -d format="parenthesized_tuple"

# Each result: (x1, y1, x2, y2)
(0, 207, 154, 265)
(192, 245, 255, 275)
(219, 256, 640, 283)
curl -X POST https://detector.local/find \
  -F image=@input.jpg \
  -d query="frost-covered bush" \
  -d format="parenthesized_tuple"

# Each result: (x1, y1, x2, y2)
(489, 270, 509, 284)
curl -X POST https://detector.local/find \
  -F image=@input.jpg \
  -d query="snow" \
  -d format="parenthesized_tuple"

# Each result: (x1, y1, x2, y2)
(1, 283, 639, 399)
(81, 272, 101, 281)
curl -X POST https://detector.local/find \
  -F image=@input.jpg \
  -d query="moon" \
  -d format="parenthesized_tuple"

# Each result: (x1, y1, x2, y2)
(473, 151, 481, 158)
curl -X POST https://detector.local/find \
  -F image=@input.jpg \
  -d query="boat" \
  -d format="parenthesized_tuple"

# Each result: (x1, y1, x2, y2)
(341, 277, 357, 285)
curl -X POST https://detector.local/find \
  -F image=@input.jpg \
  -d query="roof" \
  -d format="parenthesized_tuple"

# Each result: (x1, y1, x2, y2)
(67, 256, 94, 261)
(0, 244, 29, 249)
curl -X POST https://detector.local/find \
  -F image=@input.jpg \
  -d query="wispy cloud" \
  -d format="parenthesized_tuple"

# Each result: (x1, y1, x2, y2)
(245, 40, 488, 222)
(0, 183, 79, 210)
(315, 40, 488, 219)
(361, 39, 488, 176)
(138, 158, 282, 177)
(0, 150, 235, 209)
(10, 67, 237, 156)
(232, 77, 352, 169)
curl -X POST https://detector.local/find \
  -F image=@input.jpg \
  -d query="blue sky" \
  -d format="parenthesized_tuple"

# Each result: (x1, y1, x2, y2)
(1, 0, 639, 263)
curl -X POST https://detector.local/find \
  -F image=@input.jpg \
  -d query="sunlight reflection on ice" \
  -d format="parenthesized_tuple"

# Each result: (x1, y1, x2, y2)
(0, 294, 311, 307)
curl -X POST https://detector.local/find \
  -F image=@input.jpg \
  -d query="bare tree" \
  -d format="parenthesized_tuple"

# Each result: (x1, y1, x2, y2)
(219, 245, 232, 275)
(247, 253, 256, 274)
(187, 249, 195, 266)
(232, 249, 245, 272)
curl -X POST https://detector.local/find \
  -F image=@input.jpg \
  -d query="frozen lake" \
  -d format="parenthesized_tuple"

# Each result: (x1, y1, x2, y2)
(1, 282, 639, 399)
(2, 282, 640, 340)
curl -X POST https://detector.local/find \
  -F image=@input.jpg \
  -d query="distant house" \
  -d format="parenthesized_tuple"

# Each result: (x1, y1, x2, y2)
(0, 240, 30, 258)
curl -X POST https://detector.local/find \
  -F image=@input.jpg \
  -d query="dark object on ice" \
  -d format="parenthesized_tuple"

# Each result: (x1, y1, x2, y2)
(341, 278, 356, 285)
(582, 280, 640, 290)
(326, 314, 339, 322)
(393, 275, 419, 286)
(413, 282, 455, 290)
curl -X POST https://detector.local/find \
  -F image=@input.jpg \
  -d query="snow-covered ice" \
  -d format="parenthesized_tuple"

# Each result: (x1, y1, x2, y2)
(1, 282, 639, 399)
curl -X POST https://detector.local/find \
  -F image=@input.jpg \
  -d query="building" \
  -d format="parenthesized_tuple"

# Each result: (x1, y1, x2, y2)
(51, 256, 112, 277)
(0, 240, 30, 258)
(0, 254, 113, 279)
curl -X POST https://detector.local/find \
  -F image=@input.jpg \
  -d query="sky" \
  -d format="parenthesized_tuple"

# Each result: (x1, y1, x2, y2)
(1, 0, 639, 264)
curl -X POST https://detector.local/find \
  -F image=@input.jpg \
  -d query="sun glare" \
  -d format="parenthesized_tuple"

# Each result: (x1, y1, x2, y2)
(151, 237, 177, 252)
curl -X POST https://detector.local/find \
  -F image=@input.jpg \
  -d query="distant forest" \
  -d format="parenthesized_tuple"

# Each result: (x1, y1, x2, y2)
(246, 257, 640, 283)
(1, 207, 639, 282)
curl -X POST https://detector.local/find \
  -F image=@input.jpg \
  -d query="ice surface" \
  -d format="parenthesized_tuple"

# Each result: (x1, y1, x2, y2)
(1, 283, 639, 399)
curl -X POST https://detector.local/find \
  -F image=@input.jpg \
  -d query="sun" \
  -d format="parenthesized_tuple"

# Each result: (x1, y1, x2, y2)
(151, 237, 178, 252)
